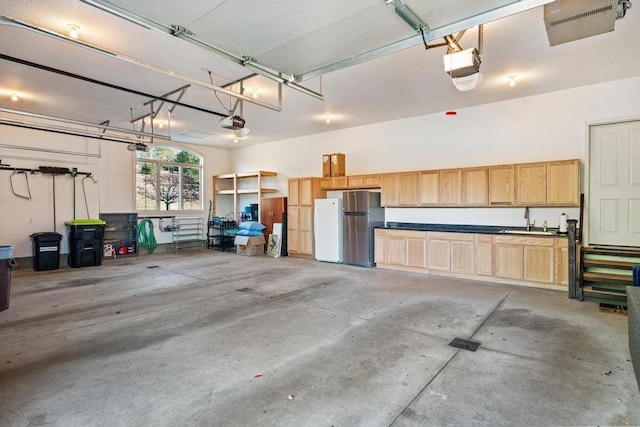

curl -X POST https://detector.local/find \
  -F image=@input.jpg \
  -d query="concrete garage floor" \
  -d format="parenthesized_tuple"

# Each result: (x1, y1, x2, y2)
(1, 252, 639, 426)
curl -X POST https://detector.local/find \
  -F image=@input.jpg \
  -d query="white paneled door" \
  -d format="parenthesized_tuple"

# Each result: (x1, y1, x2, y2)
(589, 120, 640, 247)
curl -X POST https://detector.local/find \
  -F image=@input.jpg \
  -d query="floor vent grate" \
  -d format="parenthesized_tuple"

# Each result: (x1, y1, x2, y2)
(449, 338, 481, 352)
(236, 287, 253, 292)
(146, 266, 160, 269)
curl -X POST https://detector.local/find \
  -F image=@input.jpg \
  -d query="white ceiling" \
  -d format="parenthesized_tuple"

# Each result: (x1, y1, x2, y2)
(0, 0, 638, 149)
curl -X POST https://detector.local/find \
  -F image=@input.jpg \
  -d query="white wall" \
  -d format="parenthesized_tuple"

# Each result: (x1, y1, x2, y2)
(3, 77, 639, 257)
(1, 129, 230, 258)
(230, 76, 640, 229)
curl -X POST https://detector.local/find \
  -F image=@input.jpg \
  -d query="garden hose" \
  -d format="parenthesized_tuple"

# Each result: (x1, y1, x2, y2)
(138, 218, 157, 254)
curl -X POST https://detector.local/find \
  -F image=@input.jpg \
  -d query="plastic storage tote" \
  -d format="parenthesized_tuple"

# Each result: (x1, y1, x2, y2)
(30, 232, 62, 271)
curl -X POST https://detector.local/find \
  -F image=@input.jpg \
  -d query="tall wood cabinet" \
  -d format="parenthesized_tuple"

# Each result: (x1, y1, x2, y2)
(260, 197, 288, 256)
(287, 178, 325, 257)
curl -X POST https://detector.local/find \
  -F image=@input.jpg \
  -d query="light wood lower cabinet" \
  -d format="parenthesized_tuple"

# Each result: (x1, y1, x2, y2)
(375, 230, 569, 290)
(374, 229, 387, 264)
(494, 242, 524, 279)
(383, 229, 426, 269)
(299, 207, 314, 256)
(287, 206, 314, 256)
(427, 232, 474, 273)
(287, 207, 299, 254)
(555, 239, 570, 285)
(524, 244, 555, 284)
(427, 238, 450, 271)
(475, 234, 493, 276)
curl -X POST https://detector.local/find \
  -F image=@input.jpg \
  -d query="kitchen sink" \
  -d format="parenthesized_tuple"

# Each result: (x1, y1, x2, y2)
(500, 230, 557, 236)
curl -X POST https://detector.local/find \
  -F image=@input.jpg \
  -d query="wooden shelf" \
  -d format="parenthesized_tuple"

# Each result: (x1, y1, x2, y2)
(213, 171, 277, 221)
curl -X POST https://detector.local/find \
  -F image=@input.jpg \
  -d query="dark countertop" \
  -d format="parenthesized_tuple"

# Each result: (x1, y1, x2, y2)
(378, 222, 569, 237)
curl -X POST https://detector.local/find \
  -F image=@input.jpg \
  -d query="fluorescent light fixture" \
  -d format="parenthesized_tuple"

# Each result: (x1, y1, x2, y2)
(443, 48, 481, 78)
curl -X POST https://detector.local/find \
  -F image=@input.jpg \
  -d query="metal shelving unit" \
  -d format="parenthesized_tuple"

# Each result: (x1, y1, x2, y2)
(171, 216, 204, 253)
(100, 213, 138, 259)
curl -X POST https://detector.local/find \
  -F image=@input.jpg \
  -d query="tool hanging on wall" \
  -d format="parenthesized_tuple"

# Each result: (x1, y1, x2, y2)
(82, 175, 98, 219)
(71, 167, 78, 219)
(1, 163, 95, 231)
(9, 170, 32, 200)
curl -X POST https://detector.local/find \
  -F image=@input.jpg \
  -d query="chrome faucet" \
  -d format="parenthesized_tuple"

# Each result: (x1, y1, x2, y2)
(524, 207, 533, 231)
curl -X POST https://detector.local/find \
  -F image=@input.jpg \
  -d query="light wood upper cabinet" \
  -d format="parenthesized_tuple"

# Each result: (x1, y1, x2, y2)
(363, 174, 380, 188)
(439, 169, 462, 206)
(347, 175, 364, 188)
(288, 179, 300, 206)
(516, 162, 547, 205)
(381, 173, 399, 207)
(320, 178, 332, 190)
(419, 171, 439, 206)
(516, 160, 579, 206)
(289, 177, 323, 207)
(462, 167, 488, 206)
(547, 159, 580, 206)
(299, 178, 313, 206)
(397, 172, 420, 206)
(488, 165, 515, 205)
(323, 176, 347, 190)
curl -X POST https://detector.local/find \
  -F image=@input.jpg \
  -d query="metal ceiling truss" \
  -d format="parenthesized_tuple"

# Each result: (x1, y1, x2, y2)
(0, 15, 284, 112)
(131, 84, 191, 135)
(79, 0, 325, 100)
(0, 108, 170, 145)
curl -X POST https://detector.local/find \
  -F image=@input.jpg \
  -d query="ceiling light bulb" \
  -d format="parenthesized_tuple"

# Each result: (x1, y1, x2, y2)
(10, 93, 18, 102)
(233, 136, 238, 144)
(325, 115, 331, 124)
(67, 24, 80, 39)
(508, 76, 517, 87)
(251, 89, 259, 99)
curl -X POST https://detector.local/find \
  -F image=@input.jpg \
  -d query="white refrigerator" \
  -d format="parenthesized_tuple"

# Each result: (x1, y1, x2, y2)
(314, 198, 343, 263)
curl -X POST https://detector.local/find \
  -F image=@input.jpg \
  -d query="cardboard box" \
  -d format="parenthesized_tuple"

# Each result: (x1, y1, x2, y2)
(330, 153, 345, 177)
(322, 154, 331, 177)
(234, 235, 265, 256)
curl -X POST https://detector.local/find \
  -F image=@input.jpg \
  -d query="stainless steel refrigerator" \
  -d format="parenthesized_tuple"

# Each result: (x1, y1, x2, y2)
(342, 191, 385, 267)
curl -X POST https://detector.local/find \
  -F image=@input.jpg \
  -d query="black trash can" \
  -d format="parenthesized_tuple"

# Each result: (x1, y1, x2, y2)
(66, 220, 105, 268)
(30, 232, 62, 271)
(0, 245, 16, 312)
